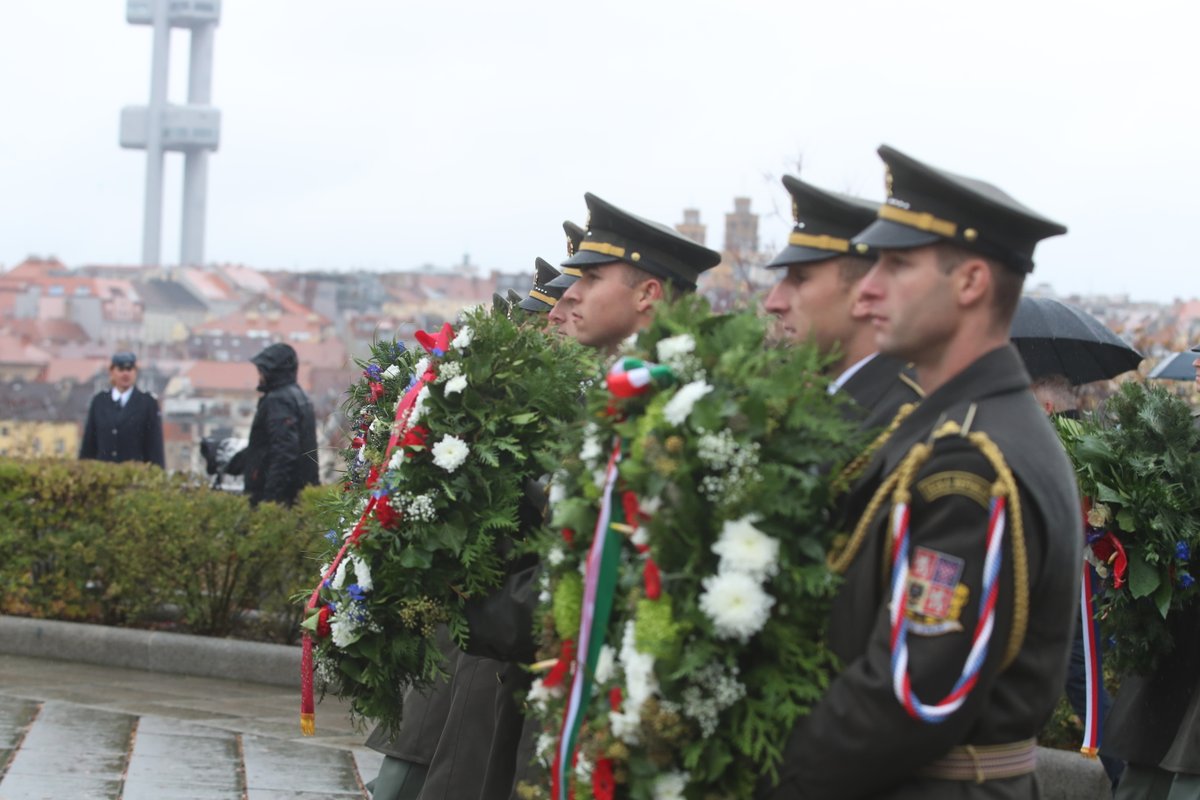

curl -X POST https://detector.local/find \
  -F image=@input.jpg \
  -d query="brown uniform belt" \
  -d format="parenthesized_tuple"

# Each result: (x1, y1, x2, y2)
(916, 739, 1038, 783)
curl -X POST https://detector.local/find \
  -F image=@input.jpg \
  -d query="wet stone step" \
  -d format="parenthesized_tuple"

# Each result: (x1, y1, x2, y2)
(0, 701, 134, 799)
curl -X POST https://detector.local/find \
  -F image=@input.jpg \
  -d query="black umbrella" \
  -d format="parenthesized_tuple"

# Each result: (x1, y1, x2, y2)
(1147, 351, 1197, 381)
(1010, 296, 1142, 385)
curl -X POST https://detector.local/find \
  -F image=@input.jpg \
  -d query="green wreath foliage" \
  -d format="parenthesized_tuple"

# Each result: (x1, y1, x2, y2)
(522, 295, 866, 799)
(1056, 380, 1200, 675)
(303, 306, 596, 731)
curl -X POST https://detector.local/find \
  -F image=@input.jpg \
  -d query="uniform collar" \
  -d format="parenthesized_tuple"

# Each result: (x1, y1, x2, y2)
(111, 386, 134, 406)
(828, 353, 877, 395)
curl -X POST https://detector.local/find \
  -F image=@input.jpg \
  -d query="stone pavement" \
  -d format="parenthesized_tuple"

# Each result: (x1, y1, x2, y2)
(0, 654, 383, 800)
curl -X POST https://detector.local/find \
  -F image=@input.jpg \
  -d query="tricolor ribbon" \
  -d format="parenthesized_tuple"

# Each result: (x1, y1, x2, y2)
(300, 323, 452, 735)
(553, 441, 625, 800)
(889, 495, 1007, 722)
(1079, 561, 1101, 757)
(605, 357, 674, 398)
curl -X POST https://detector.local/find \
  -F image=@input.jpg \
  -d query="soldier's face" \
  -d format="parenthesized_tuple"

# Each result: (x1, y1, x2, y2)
(109, 364, 137, 391)
(559, 262, 649, 351)
(859, 246, 958, 362)
(547, 295, 578, 338)
(762, 260, 857, 354)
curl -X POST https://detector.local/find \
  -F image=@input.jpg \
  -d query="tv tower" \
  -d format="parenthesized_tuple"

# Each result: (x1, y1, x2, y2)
(120, 0, 222, 268)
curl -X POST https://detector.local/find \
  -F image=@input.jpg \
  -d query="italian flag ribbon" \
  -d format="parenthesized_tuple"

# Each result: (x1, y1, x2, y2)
(299, 322, 453, 735)
(605, 357, 674, 398)
(552, 441, 626, 800)
(889, 495, 1007, 722)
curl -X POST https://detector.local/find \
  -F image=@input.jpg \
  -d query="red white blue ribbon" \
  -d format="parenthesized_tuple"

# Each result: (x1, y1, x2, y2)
(1079, 562, 1101, 757)
(889, 495, 1006, 722)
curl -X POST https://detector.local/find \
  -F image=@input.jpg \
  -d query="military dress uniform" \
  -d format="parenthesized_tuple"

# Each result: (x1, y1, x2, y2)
(762, 146, 1081, 799)
(765, 174, 923, 430)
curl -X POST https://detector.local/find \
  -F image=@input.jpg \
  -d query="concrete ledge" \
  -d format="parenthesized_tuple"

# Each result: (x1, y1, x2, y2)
(1036, 745, 1113, 799)
(0, 615, 300, 688)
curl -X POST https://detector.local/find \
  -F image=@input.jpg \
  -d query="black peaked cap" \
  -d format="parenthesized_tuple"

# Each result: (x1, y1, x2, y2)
(853, 145, 1067, 273)
(518, 257, 564, 312)
(561, 193, 722, 290)
(547, 220, 587, 290)
(767, 176, 881, 268)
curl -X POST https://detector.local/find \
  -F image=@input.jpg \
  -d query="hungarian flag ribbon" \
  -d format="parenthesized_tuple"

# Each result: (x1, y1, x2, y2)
(300, 324, 450, 735)
(553, 440, 625, 800)
(605, 357, 674, 398)
(1079, 562, 1101, 757)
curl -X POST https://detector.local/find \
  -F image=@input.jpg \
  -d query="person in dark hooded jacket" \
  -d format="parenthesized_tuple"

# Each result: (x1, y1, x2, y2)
(243, 343, 319, 506)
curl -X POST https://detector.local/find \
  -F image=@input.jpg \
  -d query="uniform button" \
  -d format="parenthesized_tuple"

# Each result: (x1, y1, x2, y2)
(111, 451, 118, 457)
(112, 428, 119, 434)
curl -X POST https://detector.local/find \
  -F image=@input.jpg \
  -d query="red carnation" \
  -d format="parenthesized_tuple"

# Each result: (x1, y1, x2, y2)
(375, 497, 402, 530)
(368, 381, 385, 403)
(316, 605, 332, 638)
(401, 425, 429, 455)
(592, 758, 615, 800)
(351, 436, 365, 449)
(366, 466, 381, 488)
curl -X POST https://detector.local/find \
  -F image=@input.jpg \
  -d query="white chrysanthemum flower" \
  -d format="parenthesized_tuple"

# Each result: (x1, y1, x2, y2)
(639, 495, 662, 515)
(579, 422, 602, 463)
(382, 364, 401, 380)
(574, 751, 593, 782)
(319, 561, 332, 579)
(617, 621, 658, 737)
(538, 590, 551, 603)
(526, 677, 559, 713)
(431, 434, 470, 472)
(655, 333, 695, 366)
(608, 708, 640, 743)
(330, 615, 360, 649)
(548, 480, 566, 508)
(593, 468, 609, 489)
(452, 326, 473, 350)
(594, 643, 615, 684)
(698, 571, 776, 642)
(662, 380, 713, 426)
(546, 547, 566, 567)
(407, 385, 431, 425)
(331, 559, 349, 590)
(619, 332, 640, 353)
(652, 772, 689, 800)
(351, 555, 373, 591)
(535, 732, 556, 763)
(712, 516, 780, 581)
(443, 375, 468, 396)
(413, 356, 430, 377)
(388, 450, 404, 471)
(631, 526, 649, 547)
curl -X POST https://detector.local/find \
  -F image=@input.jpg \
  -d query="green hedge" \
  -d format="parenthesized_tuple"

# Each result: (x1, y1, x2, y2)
(0, 458, 338, 642)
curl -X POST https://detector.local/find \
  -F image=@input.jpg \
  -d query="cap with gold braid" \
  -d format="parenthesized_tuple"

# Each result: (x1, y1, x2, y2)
(766, 176, 880, 268)
(560, 193, 721, 290)
(546, 220, 588, 290)
(518, 257, 565, 313)
(853, 145, 1067, 273)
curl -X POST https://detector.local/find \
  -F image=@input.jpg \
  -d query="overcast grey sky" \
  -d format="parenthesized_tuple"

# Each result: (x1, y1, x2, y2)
(1, 1, 1197, 300)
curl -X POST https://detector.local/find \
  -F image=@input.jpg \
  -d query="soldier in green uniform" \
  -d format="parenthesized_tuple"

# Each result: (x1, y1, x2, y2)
(545, 221, 586, 336)
(763, 175, 921, 427)
(464, 193, 722, 798)
(761, 146, 1082, 799)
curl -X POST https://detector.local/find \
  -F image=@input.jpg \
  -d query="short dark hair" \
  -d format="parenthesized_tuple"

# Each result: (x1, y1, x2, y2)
(935, 244, 1023, 324)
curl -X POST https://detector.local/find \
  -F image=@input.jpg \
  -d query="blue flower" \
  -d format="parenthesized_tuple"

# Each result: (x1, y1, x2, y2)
(364, 364, 382, 381)
(347, 583, 367, 602)
(1176, 541, 1191, 562)
(432, 348, 445, 358)
(326, 602, 337, 613)
(322, 579, 331, 588)
(393, 342, 406, 355)
(325, 529, 338, 544)
(1180, 573, 1196, 590)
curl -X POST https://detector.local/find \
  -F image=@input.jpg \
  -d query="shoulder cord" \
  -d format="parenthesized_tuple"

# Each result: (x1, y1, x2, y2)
(881, 422, 1029, 723)
(826, 402, 917, 572)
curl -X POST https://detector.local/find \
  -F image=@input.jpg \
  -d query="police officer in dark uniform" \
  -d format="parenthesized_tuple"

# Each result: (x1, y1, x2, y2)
(762, 146, 1081, 799)
(79, 351, 164, 468)
(763, 175, 921, 429)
